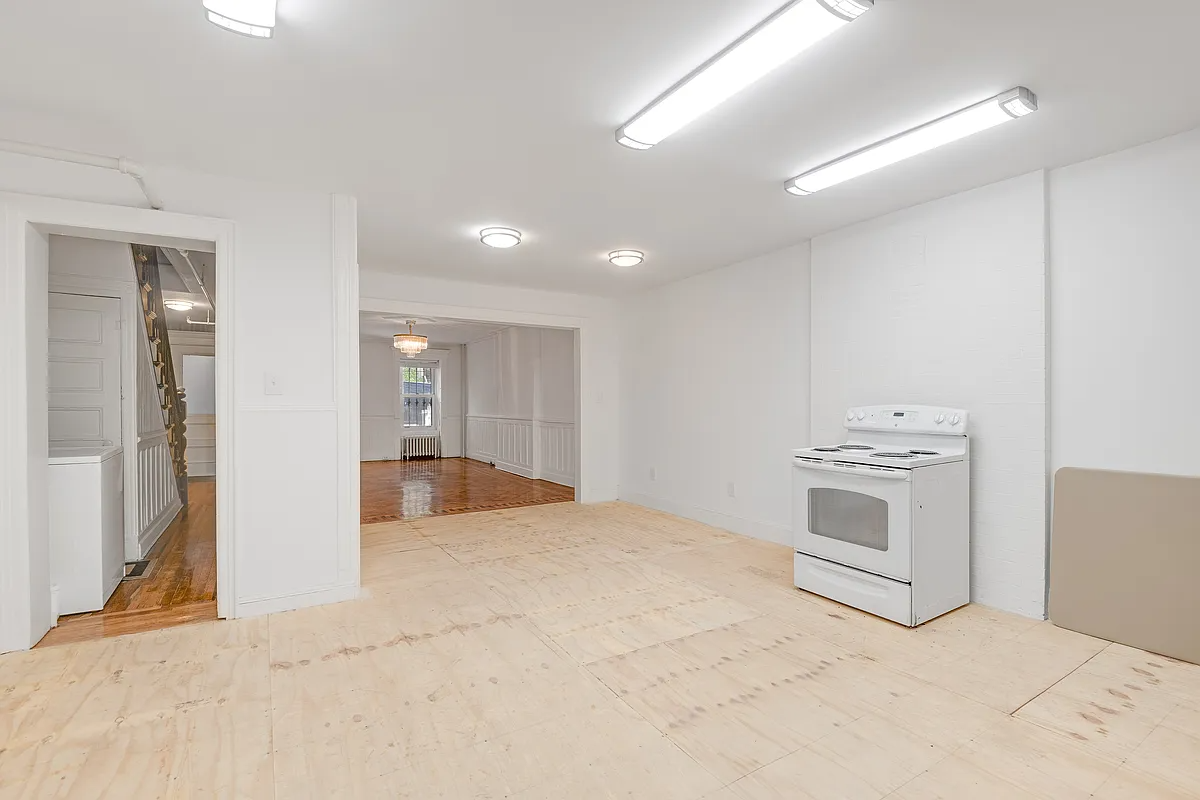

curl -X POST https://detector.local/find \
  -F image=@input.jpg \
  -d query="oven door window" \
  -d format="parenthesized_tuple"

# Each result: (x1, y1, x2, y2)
(807, 488, 889, 551)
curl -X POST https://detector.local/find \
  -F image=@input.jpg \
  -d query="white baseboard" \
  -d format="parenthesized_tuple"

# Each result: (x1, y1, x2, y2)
(139, 497, 183, 557)
(579, 486, 618, 503)
(541, 470, 576, 488)
(495, 460, 535, 479)
(619, 491, 792, 546)
(234, 583, 361, 619)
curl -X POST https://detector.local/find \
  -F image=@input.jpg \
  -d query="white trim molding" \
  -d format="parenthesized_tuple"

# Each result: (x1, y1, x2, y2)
(331, 195, 360, 598)
(235, 582, 361, 619)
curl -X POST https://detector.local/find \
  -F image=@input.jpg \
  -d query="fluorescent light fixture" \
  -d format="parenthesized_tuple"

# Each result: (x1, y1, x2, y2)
(785, 86, 1039, 195)
(164, 299, 196, 312)
(616, 0, 873, 150)
(609, 250, 645, 267)
(480, 227, 522, 248)
(204, 0, 276, 38)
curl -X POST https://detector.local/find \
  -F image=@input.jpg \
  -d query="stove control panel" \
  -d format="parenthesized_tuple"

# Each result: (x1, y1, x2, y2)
(843, 405, 968, 435)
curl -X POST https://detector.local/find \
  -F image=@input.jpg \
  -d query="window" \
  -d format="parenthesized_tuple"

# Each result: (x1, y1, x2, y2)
(401, 363, 437, 429)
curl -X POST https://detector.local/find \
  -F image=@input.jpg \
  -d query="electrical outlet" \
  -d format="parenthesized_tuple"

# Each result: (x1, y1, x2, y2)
(727, 481, 736, 498)
(649, 467, 657, 481)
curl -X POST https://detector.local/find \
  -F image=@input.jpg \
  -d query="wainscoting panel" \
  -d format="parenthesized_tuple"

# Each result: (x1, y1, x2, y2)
(186, 414, 216, 478)
(467, 416, 499, 463)
(467, 416, 574, 485)
(496, 419, 535, 477)
(137, 431, 182, 557)
(360, 416, 395, 461)
(537, 422, 576, 487)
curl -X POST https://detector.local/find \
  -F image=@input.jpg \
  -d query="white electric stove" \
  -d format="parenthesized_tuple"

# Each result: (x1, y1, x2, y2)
(792, 405, 970, 626)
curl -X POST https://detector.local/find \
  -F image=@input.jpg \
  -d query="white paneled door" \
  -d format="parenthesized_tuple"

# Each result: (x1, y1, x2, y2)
(48, 292, 122, 447)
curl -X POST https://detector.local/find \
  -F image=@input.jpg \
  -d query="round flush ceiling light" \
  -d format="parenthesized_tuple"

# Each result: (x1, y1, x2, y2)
(164, 299, 196, 312)
(608, 250, 645, 267)
(480, 227, 522, 249)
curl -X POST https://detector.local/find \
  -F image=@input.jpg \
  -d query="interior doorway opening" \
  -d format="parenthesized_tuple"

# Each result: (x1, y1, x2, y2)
(358, 311, 580, 523)
(35, 238, 220, 647)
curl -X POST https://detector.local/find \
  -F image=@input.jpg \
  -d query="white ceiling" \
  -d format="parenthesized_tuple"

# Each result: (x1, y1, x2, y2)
(359, 313, 508, 346)
(3, 1, 1200, 295)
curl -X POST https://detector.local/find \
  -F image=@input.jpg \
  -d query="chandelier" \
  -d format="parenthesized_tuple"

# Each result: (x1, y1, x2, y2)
(393, 320, 428, 358)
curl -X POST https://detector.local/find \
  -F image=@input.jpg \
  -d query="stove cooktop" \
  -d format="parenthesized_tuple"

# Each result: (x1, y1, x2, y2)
(793, 443, 965, 467)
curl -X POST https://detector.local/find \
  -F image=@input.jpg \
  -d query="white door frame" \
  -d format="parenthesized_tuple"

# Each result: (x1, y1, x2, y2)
(359, 297, 585, 502)
(1, 191, 235, 652)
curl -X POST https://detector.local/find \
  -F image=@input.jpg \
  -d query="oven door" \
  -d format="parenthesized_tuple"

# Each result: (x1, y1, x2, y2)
(792, 458, 913, 582)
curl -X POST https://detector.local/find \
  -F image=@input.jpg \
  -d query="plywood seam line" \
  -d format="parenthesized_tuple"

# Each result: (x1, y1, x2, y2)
(0, 137, 164, 210)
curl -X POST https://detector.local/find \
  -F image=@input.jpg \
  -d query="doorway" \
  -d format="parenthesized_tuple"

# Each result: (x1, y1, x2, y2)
(34, 239, 221, 647)
(358, 312, 580, 523)
(0, 199, 236, 654)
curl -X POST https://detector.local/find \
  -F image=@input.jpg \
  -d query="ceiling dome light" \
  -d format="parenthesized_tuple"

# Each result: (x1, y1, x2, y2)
(203, 0, 276, 38)
(163, 299, 196, 312)
(480, 227, 522, 248)
(609, 250, 645, 267)
(393, 320, 429, 358)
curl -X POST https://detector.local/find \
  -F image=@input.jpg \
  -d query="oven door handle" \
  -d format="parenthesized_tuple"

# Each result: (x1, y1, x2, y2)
(793, 459, 911, 480)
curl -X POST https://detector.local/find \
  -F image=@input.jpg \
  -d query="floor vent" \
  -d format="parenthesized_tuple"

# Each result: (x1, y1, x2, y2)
(401, 434, 442, 460)
(123, 560, 151, 579)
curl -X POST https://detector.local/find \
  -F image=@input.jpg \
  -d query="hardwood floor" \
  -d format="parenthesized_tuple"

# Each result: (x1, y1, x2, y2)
(5, 502, 1200, 797)
(360, 457, 574, 524)
(35, 478, 217, 648)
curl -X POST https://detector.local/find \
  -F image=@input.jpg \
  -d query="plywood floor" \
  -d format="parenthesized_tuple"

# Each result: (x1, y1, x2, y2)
(360, 457, 574, 524)
(35, 479, 218, 648)
(4, 502, 1199, 798)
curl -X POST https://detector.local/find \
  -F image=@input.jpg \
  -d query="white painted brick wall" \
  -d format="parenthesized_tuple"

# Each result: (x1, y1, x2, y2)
(810, 172, 1048, 618)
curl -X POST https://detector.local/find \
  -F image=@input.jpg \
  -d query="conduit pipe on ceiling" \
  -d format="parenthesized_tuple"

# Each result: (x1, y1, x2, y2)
(175, 249, 215, 311)
(0, 138, 164, 210)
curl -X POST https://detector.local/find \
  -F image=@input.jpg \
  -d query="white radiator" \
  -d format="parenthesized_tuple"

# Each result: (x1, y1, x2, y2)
(400, 434, 441, 460)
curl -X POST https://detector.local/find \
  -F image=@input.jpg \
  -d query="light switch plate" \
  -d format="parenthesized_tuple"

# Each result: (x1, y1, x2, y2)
(264, 373, 282, 396)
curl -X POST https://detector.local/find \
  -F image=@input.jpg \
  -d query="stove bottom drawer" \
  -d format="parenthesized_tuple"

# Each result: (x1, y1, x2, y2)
(794, 552, 914, 627)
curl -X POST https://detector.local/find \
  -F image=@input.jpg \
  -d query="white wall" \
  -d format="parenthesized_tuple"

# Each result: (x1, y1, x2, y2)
(811, 172, 1048, 618)
(1049, 129, 1200, 478)
(465, 326, 576, 486)
(182, 355, 216, 416)
(1, 154, 358, 649)
(49, 234, 136, 283)
(619, 244, 812, 545)
(360, 271, 616, 501)
(359, 342, 464, 460)
(360, 339, 397, 462)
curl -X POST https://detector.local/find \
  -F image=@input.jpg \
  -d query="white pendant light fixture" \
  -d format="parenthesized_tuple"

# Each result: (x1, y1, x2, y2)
(609, 250, 645, 267)
(616, 0, 874, 150)
(203, 0, 277, 38)
(393, 320, 429, 358)
(480, 227, 522, 248)
(785, 87, 1039, 195)
(163, 299, 196, 312)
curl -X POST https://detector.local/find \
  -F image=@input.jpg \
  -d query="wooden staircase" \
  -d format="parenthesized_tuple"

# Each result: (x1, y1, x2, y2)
(132, 244, 189, 506)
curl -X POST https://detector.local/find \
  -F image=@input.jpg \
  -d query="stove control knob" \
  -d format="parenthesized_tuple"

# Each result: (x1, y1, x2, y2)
(949, 414, 961, 426)
(856, 411, 866, 421)
(846, 410, 855, 421)
(935, 414, 946, 424)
